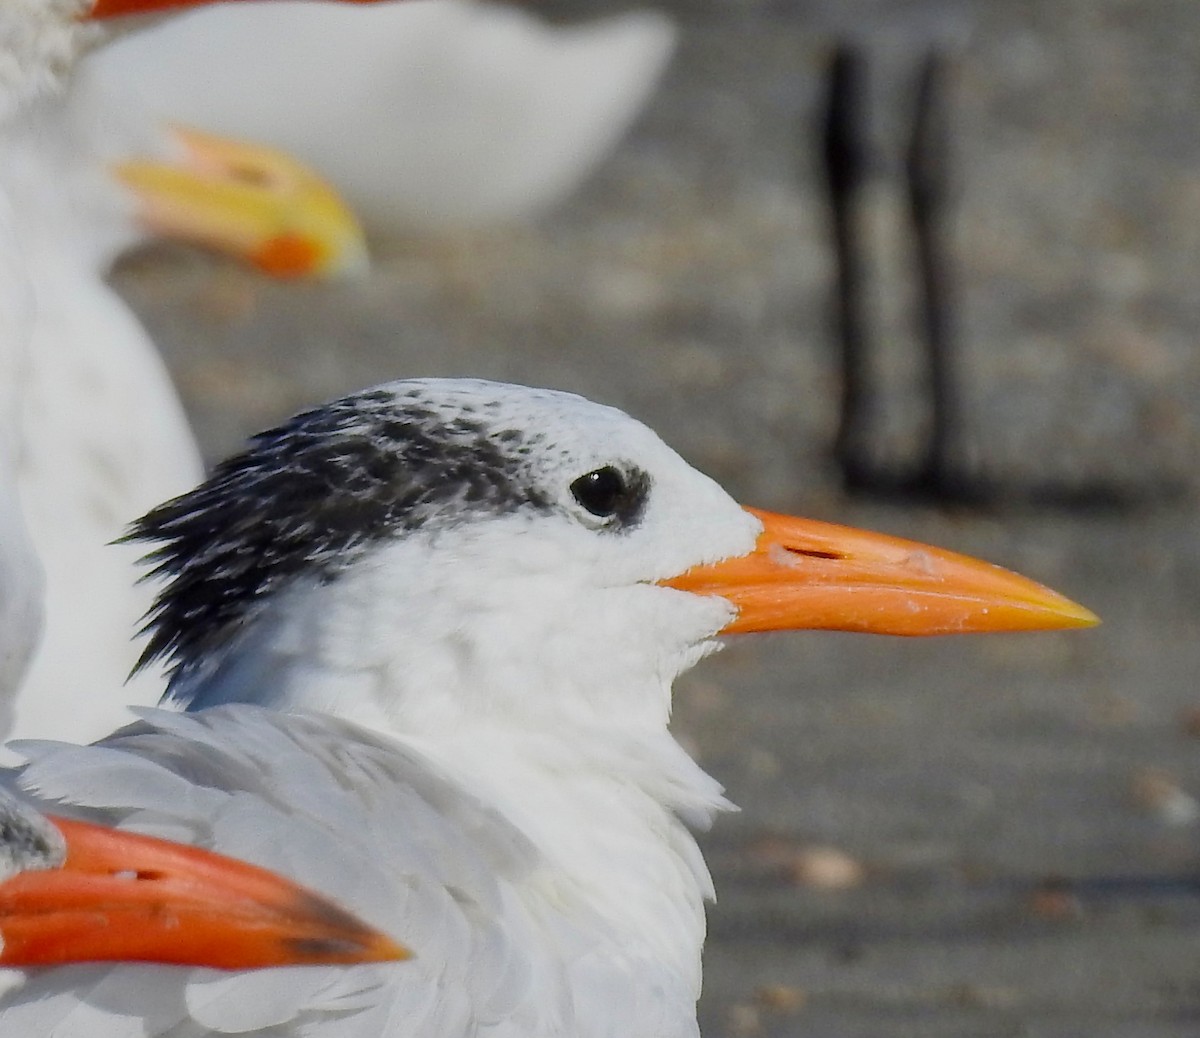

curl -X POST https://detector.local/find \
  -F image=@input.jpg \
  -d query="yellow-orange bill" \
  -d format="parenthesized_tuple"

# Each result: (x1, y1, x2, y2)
(662, 507, 1099, 636)
(0, 816, 409, 969)
(113, 126, 368, 280)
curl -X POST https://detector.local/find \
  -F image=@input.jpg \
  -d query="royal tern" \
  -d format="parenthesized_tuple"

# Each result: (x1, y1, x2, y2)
(0, 0, 371, 744)
(0, 378, 1093, 1032)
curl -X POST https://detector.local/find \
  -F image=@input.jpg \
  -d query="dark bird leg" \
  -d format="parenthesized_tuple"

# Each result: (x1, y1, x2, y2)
(821, 44, 876, 492)
(819, 43, 1178, 512)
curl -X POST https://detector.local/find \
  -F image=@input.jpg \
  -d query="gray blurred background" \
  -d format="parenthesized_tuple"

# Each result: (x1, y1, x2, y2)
(113, 2, 1200, 1034)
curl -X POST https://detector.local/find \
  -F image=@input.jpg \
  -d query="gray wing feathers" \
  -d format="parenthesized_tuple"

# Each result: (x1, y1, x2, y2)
(1, 707, 664, 1037)
(15, 741, 227, 822)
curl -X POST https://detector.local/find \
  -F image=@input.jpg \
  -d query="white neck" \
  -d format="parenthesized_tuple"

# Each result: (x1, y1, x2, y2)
(414, 723, 729, 998)
(166, 519, 740, 990)
(172, 517, 737, 728)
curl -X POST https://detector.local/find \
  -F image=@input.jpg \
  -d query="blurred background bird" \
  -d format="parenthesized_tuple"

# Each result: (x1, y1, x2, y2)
(91, 0, 677, 233)
(3, 64, 370, 745)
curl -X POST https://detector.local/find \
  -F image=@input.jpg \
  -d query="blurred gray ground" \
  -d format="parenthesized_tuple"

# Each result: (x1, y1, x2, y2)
(112, 2, 1200, 1035)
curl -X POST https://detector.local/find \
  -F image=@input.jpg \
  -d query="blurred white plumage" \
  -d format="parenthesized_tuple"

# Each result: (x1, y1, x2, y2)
(0, 1, 110, 730)
(0, 197, 42, 723)
(2, 70, 208, 745)
(91, 0, 677, 232)
(0, 3, 370, 745)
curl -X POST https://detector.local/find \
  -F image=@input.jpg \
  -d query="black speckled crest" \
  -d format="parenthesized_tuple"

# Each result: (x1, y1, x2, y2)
(125, 385, 563, 679)
(0, 790, 66, 876)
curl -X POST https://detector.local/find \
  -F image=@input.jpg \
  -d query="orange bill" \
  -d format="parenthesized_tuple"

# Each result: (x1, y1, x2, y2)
(88, 0, 384, 17)
(0, 816, 409, 969)
(662, 506, 1099, 636)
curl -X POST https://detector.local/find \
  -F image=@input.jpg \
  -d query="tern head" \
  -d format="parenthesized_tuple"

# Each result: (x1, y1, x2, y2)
(128, 379, 1095, 737)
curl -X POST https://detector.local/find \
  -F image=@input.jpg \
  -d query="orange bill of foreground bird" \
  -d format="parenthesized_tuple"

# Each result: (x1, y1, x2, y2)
(113, 124, 369, 279)
(663, 505, 1095, 635)
(0, 789, 408, 969)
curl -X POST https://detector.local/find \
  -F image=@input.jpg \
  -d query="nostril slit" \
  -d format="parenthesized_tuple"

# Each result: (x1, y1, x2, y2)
(229, 164, 274, 188)
(784, 547, 843, 560)
(111, 869, 165, 882)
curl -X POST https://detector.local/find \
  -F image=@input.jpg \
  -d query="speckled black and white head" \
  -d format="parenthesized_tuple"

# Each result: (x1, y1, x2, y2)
(129, 379, 760, 735)
(129, 377, 1094, 742)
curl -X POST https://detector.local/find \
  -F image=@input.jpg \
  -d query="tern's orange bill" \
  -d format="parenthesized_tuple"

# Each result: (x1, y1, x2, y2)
(662, 507, 1099, 636)
(87, 0, 384, 18)
(0, 816, 409, 969)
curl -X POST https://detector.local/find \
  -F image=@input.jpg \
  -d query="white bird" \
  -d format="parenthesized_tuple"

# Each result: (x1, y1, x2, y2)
(0, 212, 403, 1001)
(0, 0, 409, 980)
(0, 195, 43, 727)
(0, 378, 1097, 1034)
(0, 197, 395, 981)
(0, 0, 371, 745)
(91, 0, 677, 232)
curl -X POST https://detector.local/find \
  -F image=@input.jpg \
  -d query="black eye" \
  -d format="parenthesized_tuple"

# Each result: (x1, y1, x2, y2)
(570, 466, 629, 518)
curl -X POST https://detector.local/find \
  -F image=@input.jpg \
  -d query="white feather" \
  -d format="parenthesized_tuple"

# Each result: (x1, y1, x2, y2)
(0, 198, 42, 720)
(89, 0, 676, 231)
(0, 9, 204, 746)
(2, 98, 204, 745)
(4, 705, 711, 1035)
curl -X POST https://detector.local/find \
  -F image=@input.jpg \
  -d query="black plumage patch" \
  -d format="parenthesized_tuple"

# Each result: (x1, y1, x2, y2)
(0, 790, 66, 875)
(125, 387, 556, 679)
